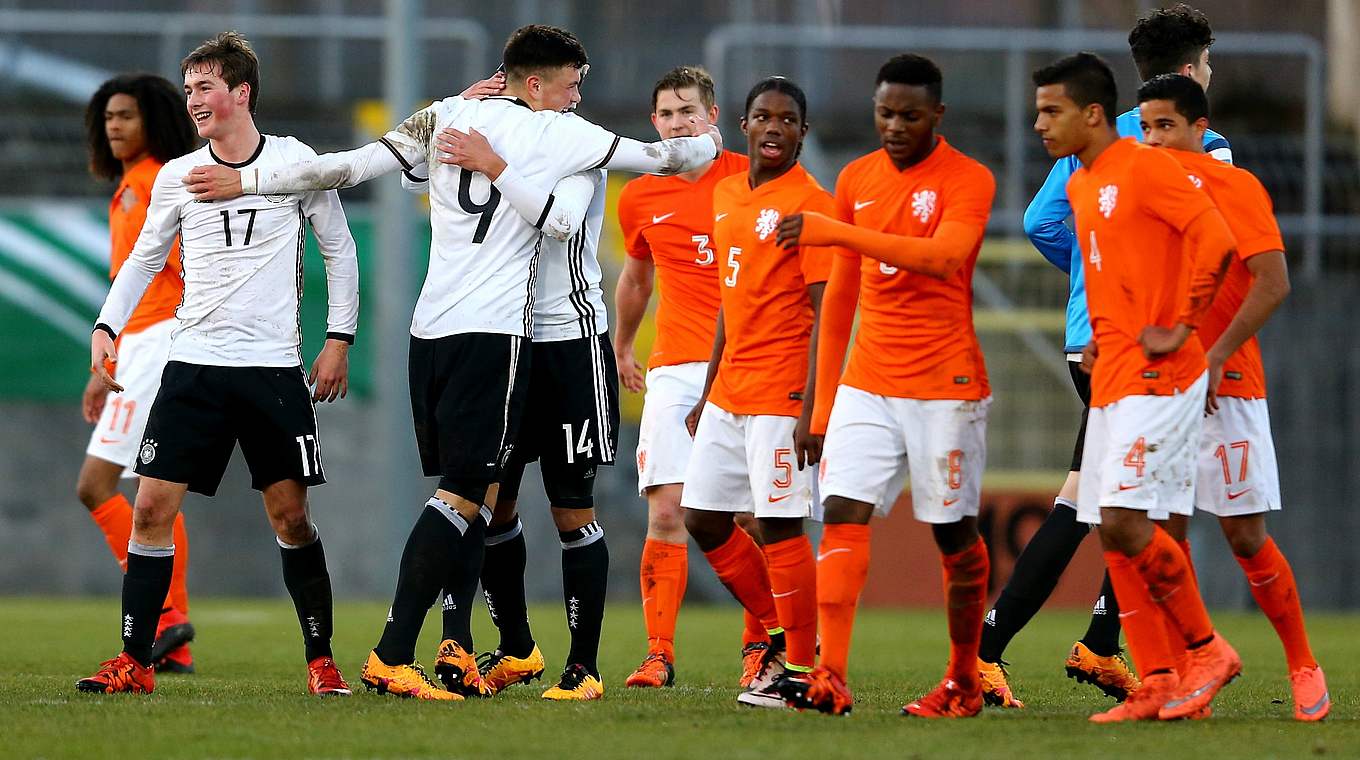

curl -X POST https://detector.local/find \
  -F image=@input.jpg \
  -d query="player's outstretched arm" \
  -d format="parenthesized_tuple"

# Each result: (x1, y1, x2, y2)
(184, 139, 417, 201)
(1023, 158, 1080, 274)
(603, 126, 721, 176)
(685, 309, 726, 438)
(809, 251, 860, 435)
(777, 212, 982, 280)
(613, 255, 655, 394)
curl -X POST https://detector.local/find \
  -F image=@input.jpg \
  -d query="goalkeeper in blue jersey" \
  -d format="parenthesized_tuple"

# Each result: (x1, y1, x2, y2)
(976, 3, 1236, 708)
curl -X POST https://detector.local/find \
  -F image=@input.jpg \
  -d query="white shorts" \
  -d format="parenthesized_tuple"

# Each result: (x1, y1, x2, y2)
(1077, 372, 1207, 525)
(819, 386, 989, 524)
(85, 319, 175, 477)
(679, 402, 816, 519)
(635, 362, 707, 495)
(1193, 396, 1281, 517)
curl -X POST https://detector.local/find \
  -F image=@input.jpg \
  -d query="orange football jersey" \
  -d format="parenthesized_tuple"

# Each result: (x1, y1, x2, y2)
(1067, 138, 1227, 407)
(1166, 149, 1283, 400)
(706, 162, 835, 417)
(617, 150, 748, 368)
(111, 157, 183, 335)
(832, 139, 994, 401)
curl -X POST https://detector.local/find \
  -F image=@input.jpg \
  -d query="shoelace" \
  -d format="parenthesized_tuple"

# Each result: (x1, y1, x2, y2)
(312, 659, 346, 689)
(475, 650, 504, 676)
(558, 665, 588, 689)
(409, 661, 439, 689)
(641, 652, 668, 667)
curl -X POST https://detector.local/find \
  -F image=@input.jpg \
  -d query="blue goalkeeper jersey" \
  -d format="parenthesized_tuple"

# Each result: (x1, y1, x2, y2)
(1023, 107, 1231, 352)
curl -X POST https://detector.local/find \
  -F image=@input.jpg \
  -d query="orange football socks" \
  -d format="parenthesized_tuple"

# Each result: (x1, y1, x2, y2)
(765, 535, 819, 672)
(90, 493, 134, 570)
(639, 538, 688, 661)
(816, 523, 870, 679)
(1104, 549, 1176, 675)
(942, 538, 989, 691)
(703, 527, 781, 634)
(89, 493, 189, 614)
(1136, 527, 1213, 647)
(1236, 537, 1317, 672)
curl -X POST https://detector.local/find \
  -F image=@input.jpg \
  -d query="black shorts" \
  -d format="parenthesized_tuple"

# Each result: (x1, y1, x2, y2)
(499, 334, 620, 509)
(409, 333, 531, 502)
(134, 361, 326, 496)
(1068, 360, 1093, 471)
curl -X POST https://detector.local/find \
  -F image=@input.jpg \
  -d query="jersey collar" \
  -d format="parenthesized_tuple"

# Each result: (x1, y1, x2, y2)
(210, 134, 267, 169)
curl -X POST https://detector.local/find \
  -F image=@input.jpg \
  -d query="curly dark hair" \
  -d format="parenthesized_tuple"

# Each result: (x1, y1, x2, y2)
(876, 53, 943, 103)
(85, 73, 197, 181)
(1128, 3, 1214, 82)
(743, 76, 808, 124)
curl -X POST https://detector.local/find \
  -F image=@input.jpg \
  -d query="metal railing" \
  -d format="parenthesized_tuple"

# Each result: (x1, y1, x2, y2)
(704, 24, 1328, 280)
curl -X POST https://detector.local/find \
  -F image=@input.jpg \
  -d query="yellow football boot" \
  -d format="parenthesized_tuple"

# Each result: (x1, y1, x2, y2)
(477, 645, 547, 694)
(977, 659, 1024, 708)
(1064, 642, 1140, 702)
(434, 640, 494, 698)
(359, 650, 461, 701)
(542, 663, 604, 701)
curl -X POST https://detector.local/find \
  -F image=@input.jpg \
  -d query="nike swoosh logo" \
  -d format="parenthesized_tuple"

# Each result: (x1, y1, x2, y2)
(1117, 611, 1136, 619)
(772, 590, 798, 598)
(1248, 572, 1279, 587)
(767, 493, 792, 503)
(1162, 678, 1219, 709)
(1117, 483, 1140, 491)
(817, 548, 850, 562)
(1227, 487, 1253, 500)
(99, 436, 121, 444)
(652, 212, 675, 224)
(854, 200, 875, 211)
(715, 213, 728, 221)
(1300, 691, 1331, 715)
(942, 498, 960, 507)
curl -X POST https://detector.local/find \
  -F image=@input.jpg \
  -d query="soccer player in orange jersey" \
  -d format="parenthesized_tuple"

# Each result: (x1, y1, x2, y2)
(80, 74, 198, 673)
(1136, 73, 1329, 721)
(772, 54, 996, 718)
(1033, 52, 1239, 722)
(614, 66, 761, 688)
(680, 77, 833, 709)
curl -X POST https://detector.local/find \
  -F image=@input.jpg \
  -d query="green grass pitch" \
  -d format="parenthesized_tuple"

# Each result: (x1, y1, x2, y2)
(3, 598, 1354, 759)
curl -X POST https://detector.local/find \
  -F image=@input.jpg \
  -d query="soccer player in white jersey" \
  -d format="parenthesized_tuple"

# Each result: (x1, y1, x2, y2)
(77, 32, 359, 698)
(402, 71, 616, 700)
(184, 24, 722, 700)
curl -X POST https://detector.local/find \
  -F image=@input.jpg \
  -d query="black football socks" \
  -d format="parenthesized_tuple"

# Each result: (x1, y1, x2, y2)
(476, 516, 536, 658)
(122, 542, 175, 666)
(437, 505, 490, 652)
(560, 521, 608, 677)
(375, 498, 476, 665)
(278, 527, 334, 662)
(979, 498, 1090, 663)
(1079, 571, 1123, 657)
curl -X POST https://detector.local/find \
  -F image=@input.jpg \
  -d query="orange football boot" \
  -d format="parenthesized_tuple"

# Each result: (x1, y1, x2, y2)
(739, 642, 771, 688)
(1159, 635, 1242, 720)
(434, 640, 493, 698)
(1290, 664, 1330, 722)
(977, 659, 1024, 708)
(902, 678, 983, 718)
(1090, 672, 1178, 723)
(1064, 642, 1138, 701)
(625, 652, 675, 688)
(307, 656, 352, 696)
(76, 652, 155, 694)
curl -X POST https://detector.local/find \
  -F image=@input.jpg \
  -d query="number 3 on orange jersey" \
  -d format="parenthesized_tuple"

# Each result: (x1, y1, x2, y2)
(692, 234, 714, 266)
(1123, 436, 1146, 478)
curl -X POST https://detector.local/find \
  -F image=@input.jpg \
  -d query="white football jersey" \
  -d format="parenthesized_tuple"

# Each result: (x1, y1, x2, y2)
(252, 95, 718, 339)
(98, 135, 360, 367)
